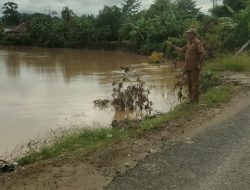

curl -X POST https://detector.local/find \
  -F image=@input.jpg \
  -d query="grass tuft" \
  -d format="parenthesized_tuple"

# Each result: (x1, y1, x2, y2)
(206, 54, 250, 72)
(200, 86, 233, 106)
(18, 128, 127, 165)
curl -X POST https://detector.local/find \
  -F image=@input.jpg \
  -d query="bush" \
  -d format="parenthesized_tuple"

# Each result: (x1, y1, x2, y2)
(94, 67, 152, 112)
(201, 70, 222, 92)
(147, 51, 165, 64)
(0, 33, 32, 46)
(17, 34, 32, 46)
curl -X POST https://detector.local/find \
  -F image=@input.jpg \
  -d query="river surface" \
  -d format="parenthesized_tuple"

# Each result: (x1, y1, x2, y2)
(0, 47, 178, 154)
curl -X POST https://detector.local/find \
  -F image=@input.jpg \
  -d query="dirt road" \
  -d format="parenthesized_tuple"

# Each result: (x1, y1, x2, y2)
(106, 96, 250, 189)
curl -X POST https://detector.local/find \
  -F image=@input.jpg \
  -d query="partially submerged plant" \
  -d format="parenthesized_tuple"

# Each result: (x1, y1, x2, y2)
(94, 67, 153, 112)
(147, 51, 165, 64)
(93, 99, 110, 110)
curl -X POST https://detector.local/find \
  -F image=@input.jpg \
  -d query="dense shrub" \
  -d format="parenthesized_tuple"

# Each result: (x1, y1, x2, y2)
(200, 70, 222, 92)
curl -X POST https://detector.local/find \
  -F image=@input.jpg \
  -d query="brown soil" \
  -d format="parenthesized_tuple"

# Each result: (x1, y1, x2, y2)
(1, 74, 250, 190)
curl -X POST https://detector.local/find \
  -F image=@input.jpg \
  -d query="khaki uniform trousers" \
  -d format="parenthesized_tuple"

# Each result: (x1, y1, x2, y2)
(186, 69, 200, 102)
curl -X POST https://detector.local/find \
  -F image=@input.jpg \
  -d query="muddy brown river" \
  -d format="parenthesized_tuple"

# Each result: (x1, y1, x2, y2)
(0, 47, 178, 154)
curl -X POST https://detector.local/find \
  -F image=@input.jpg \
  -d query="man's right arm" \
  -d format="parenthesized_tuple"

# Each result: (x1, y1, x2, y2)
(167, 42, 187, 53)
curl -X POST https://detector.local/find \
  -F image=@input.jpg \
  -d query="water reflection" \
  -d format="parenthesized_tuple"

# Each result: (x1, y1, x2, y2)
(2, 47, 146, 81)
(0, 47, 178, 154)
(5, 53, 21, 78)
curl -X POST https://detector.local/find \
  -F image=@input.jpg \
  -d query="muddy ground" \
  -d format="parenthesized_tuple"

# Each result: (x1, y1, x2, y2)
(1, 73, 250, 190)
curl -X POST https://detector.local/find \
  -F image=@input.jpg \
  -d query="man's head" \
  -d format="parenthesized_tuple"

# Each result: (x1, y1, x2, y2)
(185, 28, 197, 40)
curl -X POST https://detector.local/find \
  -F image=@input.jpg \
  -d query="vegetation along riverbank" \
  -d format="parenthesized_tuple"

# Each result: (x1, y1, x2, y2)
(0, 0, 249, 55)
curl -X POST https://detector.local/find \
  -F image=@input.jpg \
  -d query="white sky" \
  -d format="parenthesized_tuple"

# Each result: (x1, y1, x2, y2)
(0, 0, 221, 16)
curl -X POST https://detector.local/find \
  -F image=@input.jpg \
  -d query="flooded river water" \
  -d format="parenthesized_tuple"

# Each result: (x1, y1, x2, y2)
(0, 47, 178, 154)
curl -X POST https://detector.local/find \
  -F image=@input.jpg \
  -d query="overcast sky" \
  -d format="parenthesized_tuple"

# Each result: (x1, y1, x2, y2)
(0, 0, 220, 16)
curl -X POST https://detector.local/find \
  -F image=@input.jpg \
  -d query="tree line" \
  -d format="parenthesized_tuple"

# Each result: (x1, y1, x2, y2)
(0, 0, 249, 57)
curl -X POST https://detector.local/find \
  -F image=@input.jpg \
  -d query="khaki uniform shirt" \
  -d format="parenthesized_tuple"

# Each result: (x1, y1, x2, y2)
(181, 38, 205, 71)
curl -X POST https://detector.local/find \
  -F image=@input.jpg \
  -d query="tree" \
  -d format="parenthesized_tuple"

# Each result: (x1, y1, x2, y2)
(61, 6, 75, 22)
(120, 17, 154, 45)
(210, 0, 247, 17)
(28, 14, 52, 40)
(76, 15, 96, 43)
(223, 0, 247, 11)
(2, 1, 20, 27)
(121, 0, 141, 16)
(175, 0, 200, 19)
(147, 0, 173, 16)
(210, 5, 233, 17)
(96, 6, 123, 41)
(232, 3, 250, 48)
(211, 1, 250, 50)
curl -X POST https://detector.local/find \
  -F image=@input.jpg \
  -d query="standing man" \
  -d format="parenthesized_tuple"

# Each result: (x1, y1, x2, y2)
(167, 28, 205, 103)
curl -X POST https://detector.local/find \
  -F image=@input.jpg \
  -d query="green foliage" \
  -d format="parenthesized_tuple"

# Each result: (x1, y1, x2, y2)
(18, 128, 127, 165)
(1, 33, 16, 45)
(196, 15, 240, 57)
(231, 6, 250, 48)
(2, 1, 20, 27)
(147, 0, 173, 16)
(122, 0, 141, 16)
(206, 54, 250, 72)
(223, 0, 247, 11)
(210, 5, 233, 17)
(77, 15, 96, 43)
(28, 14, 51, 39)
(164, 37, 185, 59)
(200, 70, 222, 92)
(176, 0, 201, 19)
(61, 6, 75, 22)
(128, 18, 153, 43)
(200, 86, 233, 106)
(96, 6, 124, 41)
(209, 1, 249, 52)
(1, 33, 32, 46)
(0, 0, 249, 55)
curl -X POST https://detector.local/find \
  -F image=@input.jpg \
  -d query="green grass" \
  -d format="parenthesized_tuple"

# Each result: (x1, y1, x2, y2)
(206, 54, 250, 72)
(17, 84, 235, 166)
(18, 128, 128, 165)
(138, 85, 233, 131)
(200, 86, 233, 105)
